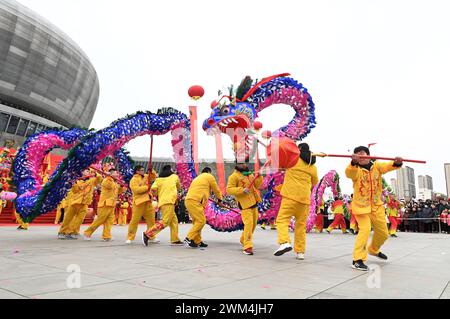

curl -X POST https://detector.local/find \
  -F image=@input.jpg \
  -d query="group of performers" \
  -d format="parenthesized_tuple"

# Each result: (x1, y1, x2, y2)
(9, 140, 403, 271)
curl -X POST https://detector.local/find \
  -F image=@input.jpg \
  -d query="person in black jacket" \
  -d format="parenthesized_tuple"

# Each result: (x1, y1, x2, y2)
(421, 203, 434, 233)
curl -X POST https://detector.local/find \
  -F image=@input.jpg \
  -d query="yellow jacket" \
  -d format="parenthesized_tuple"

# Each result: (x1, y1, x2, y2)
(57, 198, 68, 210)
(69, 174, 102, 205)
(345, 161, 401, 214)
(186, 173, 223, 206)
(386, 207, 398, 217)
(280, 158, 319, 205)
(130, 171, 156, 206)
(151, 174, 181, 207)
(226, 170, 263, 210)
(331, 200, 345, 214)
(98, 176, 126, 208)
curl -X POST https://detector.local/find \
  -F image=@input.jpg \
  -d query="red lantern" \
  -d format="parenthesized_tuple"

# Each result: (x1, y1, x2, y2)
(266, 137, 299, 169)
(253, 121, 263, 131)
(211, 100, 218, 109)
(261, 130, 272, 139)
(188, 85, 205, 100)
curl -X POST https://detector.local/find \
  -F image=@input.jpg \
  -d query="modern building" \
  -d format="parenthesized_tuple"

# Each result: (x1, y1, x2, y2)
(0, 0, 99, 147)
(418, 175, 433, 191)
(418, 189, 433, 201)
(390, 178, 399, 196)
(445, 163, 450, 198)
(396, 166, 416, 200)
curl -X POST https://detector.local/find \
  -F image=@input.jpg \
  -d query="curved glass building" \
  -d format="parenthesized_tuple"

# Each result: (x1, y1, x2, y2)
(0, 0, 99, 146)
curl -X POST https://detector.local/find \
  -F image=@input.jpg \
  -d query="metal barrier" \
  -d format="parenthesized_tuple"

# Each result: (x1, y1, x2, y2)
(394, 217, 449, 234)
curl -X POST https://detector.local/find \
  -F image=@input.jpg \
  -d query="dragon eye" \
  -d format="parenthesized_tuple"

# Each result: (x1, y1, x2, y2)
(220, 106, 230, 115)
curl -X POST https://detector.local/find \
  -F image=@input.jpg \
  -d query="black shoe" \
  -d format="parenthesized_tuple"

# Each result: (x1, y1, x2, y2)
(374, 252, 388, 260)
(142, 232, 149, 246)
(391, 234, 398, 238)
(354, 231, 359, 235)
(199, 241, 208, 248)
(352, 260, 369, 271)
(184, 237, 198, 248)
(349, 229, 354, 234)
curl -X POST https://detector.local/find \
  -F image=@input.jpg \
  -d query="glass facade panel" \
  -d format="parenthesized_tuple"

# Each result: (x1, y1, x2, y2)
(26, 121, 37, 137)
(0, 113, 10, 132)
(35, 123, 46, 133)
(16, 118, 29, 136)
(6, 116, 19, 134)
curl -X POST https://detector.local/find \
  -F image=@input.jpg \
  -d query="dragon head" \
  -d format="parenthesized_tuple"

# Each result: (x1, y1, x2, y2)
(202, 73, 315, 162)
(202, 96, 258, 161)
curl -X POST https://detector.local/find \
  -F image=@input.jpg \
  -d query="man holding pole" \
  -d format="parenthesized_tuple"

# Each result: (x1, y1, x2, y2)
(227, 160, 263, 255)
(345, 146, 403, 271)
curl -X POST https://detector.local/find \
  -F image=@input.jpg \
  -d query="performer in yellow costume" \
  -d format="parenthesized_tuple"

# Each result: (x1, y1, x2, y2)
(274, 143, 318, 260)
(54, 197, 68, 224)
(184, 167, 222, 248)
(57, 169, 102, 239)
(142, 165, 182, 246)
(14, 203, 29, 230)
(386, 195, 400, 238)
(226, 160, 263, 256)
(84, 168, 126, 241)
(326, 197, 348, 234)
(126, 165, 158, 244)
(117, 197, 129, 226)
(313, 199, 325, 233)
(345, 146, 403, 271)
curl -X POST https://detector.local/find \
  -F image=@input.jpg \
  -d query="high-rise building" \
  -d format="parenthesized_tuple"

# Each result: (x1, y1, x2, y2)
(418, 175, 433, 191)
(390, 178, 399, 196)
(396, 166, 416, 200)
(445, 163, 450, 198)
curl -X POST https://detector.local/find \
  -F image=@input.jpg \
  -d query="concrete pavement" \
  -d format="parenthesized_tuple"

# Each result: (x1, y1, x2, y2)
(0, 224, 449, 299)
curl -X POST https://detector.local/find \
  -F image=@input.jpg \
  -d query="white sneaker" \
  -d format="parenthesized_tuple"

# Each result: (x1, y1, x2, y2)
(274, 243, 293, 256)
(296, 253, 305, 260)
(125, 240, 132, 244)
(83, 235, 91, 241)
(103, 238, 112, 242)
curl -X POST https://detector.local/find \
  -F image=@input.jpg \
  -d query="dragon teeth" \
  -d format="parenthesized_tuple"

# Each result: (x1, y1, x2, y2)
(231, 118, 238, 124)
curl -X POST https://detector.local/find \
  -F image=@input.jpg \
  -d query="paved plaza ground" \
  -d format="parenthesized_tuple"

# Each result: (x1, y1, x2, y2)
(0, 224, 449, 299)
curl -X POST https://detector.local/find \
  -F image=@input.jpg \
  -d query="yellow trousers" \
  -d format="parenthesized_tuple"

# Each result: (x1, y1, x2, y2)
(118, 209, 128, 225)
(185, 199, 206, 244)
(58, 204, 87, 235)
(353, 205, 389, 261)
(240, 207, 258, 250)
(70, 206, 88, 235)
(54, 208, 63, 224)
(276, 197, 309, 253)
(145, 204, 180, 243)
(15, 212, 29, 229)
(127, 201, 155, 241)
(84, 206, 115, 239)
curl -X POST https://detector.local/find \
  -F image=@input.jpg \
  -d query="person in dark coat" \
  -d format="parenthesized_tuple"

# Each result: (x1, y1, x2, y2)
(421, 203, 434, 233)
